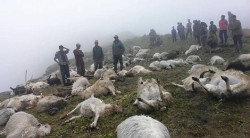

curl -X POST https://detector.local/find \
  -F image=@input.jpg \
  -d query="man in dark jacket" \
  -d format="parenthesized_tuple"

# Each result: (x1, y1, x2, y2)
(93, 40, 104, 71)
(209, 21, 217, 34)
(200, 22, 208, 46)
(171, 26, 177, 42)
(186, 19, 192, 38)
(229, 15, 243, 52)
(112, 35, 125, 73)
(54, 45, 70, 86)
(73, 43, 85, 76)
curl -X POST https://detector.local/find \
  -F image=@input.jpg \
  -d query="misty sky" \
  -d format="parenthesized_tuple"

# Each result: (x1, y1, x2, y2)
(0, 0, 249, 91)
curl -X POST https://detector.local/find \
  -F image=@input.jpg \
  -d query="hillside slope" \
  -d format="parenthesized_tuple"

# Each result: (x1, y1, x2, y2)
(3, 30, 250, 138)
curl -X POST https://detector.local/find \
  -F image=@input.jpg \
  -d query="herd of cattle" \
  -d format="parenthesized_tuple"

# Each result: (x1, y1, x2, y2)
(1, 45, 250, 137)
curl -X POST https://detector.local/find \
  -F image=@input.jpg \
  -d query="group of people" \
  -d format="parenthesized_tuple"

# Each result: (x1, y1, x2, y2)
(148, 29, 163, 47)
(54, 35, 125, 86)
(171, 11, 243, 52)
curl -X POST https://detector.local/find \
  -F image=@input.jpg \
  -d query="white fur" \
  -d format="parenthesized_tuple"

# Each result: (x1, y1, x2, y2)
(63, 96, 121, 128)
(30, 82, 49, 91)
(132, 46, 141, 55)
(172, 65, 221, 91)
(185, 55, 201, 64)
(210, 55, 225, 65)
(0, 94, 43, 111)
(71, 77, 90, 95)
(127, 65, 151, 76)
(136, 49, 149, 58)
(0, 108, 15, 126)
(238, 54, 250, 62)
(2, 112, 51, 137)
(185, 45, 201, 55)
(76, 77, 119, 99)
(94, 69, 104, 79)
(188, 64, 206, 74)
(132, 58, 145, 63)
(152, 52, 168, 60)
(116, 115, 170, 138)
(118, 70, 128, 77)
(133, 78, 172, 111)
(149, 61, 162, 71)
(36, 95, 65, 112)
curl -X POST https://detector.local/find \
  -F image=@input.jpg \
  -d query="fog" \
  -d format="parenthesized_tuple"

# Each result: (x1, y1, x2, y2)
(0, 0, 249, 91)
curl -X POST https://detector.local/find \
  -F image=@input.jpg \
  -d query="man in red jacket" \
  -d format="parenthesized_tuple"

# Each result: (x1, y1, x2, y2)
(73, 43, 85, 76)
(219, 15, 228, 44)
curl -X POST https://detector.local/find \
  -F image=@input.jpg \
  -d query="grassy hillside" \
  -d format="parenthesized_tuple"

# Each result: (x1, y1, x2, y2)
(5, 30, 250, 138)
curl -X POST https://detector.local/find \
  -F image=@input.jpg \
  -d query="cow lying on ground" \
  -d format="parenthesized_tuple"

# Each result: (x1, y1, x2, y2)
(73, 77, 121, 99)
(36, 95, 67, 115)
(192, 69, 250, 100)
(0, 108, 15, 126)
(133, 77, 172, 111)
(172, 65, 221, 92)
(116, 115, 170, 138)
(61, 95, 122, 128)
(0, 94, 43, 111)
(0, 112, 51, 138)
(71, 77, 90, 96)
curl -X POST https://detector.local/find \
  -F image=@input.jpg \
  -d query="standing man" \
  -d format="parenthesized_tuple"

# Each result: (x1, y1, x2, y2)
(228, 11, 235, 24)
(112, 35, 125, 73)
(229, 15, 243, 52)
(171, 26, 177, 42)
(73, 43, 85, 76)
(193, 20, 201, 45)
(186, 19, 192, 38)
(179, 23, 185, 40)
(200, 22, 208, 46)
(54, 45, 70, 86)
(209, 21, 217, 34)
(149, 29, 157, 47)
(93, 40, 104, 71)
(219, 15, 228, 44)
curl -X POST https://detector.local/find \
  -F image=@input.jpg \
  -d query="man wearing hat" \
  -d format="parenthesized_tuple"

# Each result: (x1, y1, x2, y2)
(93, 40, 104, 71)
(112, 35, 125, 73)
(54, 45, 70, 86)
(73, 43, 85, 76)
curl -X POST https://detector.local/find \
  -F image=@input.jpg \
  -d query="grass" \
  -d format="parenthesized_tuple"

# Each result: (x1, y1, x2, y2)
(3, 30, 250, 138)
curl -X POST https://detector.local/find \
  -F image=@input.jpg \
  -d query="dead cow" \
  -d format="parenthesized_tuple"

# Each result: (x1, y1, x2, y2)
(0, 112, 51, 138)
(133, 77, 172, 112)
(75, 77, 121, 99)
(61, 95, 122, 128)
(36, 96, 67, 115)
(0, 94, 43, 111)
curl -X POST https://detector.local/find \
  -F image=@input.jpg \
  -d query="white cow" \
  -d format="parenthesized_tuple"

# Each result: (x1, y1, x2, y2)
(62, 96, 122, 128)
(133, 77, 172, 111)
(116, 115, 170, 138)
(1, 112, 51, 138)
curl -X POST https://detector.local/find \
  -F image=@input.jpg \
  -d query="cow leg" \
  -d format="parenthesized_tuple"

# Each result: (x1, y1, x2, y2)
(107, 84, 116, 96)
(221, 76, 232, 95)
(63, 114, 83, 124)
(137, 98, 155, 109)
(90, 112, 100, 128)
(192, 77, 210, 93)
